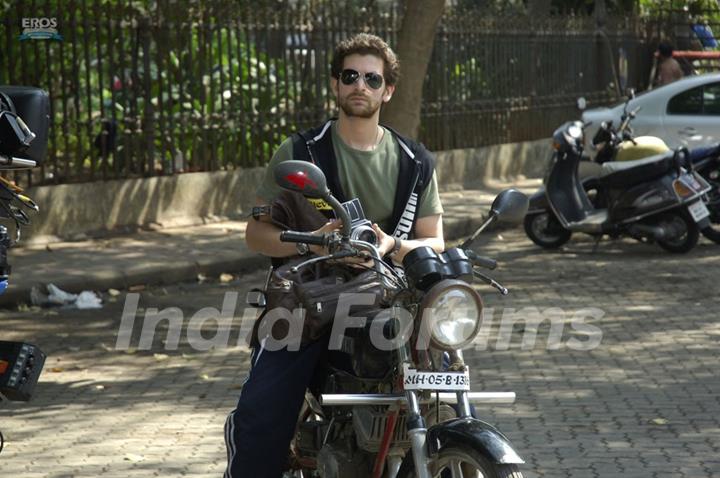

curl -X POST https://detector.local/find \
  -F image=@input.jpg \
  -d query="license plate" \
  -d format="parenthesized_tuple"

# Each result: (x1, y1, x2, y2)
(688, 200, 710, 223)
(402, 363, 470, 391)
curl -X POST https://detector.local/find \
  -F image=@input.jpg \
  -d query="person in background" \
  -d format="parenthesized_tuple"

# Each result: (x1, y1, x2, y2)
(655, 41, 684, 87)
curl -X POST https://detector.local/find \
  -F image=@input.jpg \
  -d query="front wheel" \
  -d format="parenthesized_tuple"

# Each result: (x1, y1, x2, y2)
(397, 444, 523, 478)
(524, 211, 571, 249)
(656, 211, 699, 253)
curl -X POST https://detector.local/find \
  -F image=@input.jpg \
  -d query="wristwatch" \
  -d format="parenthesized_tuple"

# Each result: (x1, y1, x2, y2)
(250, 205, 271, 220)
(296, 242, 310, 256)
(388, 237, 402, 258)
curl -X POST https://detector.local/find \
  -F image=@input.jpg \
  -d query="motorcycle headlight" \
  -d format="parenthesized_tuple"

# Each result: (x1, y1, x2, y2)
(420, 280, 483, 350)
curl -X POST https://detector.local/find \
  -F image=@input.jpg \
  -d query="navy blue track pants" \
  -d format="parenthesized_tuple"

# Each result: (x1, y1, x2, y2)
(223, 337, 329, 478)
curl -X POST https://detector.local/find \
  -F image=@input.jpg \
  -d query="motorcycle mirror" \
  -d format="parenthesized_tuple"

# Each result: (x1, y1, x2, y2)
(274, 160, 330, 199)
(626, 87, 636, 99)
(459, 189, 529, 249)
(489, 189, 530, 224)
(576, 97, 587, 111)
(272, 160, 353, 237)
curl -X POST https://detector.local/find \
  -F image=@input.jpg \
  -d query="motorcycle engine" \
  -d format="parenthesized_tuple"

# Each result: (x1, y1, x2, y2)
(316, 443, 371, 478)
(340, 312, 395, 378)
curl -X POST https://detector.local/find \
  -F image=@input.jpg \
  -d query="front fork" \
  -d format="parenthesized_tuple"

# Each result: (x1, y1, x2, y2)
(405, 388, 432, 478)
(453, 350, 473, 419)
(401, 347, 472, 478)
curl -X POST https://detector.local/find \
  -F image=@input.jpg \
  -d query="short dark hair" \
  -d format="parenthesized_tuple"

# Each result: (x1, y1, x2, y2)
(331, 33, 400, 86)
(658, 42, 674, 58)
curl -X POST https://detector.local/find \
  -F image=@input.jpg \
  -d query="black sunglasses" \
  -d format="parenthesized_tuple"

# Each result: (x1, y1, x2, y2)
(339, 69, 384, 90)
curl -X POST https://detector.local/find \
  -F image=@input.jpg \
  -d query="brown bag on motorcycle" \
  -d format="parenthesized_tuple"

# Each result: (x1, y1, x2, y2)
(248, 190, 388, 347)
(253, 259, 390, 347)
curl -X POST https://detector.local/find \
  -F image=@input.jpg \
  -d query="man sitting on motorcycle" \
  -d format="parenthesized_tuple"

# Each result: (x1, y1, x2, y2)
(224, 33, 445, 477)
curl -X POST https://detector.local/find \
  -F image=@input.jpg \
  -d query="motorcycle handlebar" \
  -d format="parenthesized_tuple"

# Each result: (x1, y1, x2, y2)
(464, 250, 498, 270)
(0, 155, 37, 169)
(279, 231, 329, 246)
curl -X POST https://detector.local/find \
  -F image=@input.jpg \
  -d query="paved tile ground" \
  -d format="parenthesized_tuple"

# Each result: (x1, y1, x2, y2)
(0, 229, 718, 477)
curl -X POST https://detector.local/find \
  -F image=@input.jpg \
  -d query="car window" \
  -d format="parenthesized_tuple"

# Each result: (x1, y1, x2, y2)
(702, 83, 720, 114)
(667, 86, 703, 115)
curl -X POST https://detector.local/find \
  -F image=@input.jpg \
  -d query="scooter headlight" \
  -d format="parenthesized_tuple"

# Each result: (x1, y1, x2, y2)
(567, 124, 583, 139)
(420, 280, 483, 350)
(552, 121, 584, 155)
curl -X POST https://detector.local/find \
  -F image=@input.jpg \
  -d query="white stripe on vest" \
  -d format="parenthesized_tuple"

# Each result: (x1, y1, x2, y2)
(312, 120, 333, 142)
(393, 191, 418, 240)
(397, 138, 416, 159)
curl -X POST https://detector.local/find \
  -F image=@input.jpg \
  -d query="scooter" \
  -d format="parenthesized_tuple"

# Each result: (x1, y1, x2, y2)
(584, 100, 720, 245)
(524, 121, 712, 253)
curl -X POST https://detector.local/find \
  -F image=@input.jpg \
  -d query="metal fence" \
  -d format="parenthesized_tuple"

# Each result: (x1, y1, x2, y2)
(422, 11, 653, 150)
(0, 1, 655, 187)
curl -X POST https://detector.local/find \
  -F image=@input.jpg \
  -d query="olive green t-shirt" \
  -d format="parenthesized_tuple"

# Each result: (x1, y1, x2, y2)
(256, 122, 444, 233)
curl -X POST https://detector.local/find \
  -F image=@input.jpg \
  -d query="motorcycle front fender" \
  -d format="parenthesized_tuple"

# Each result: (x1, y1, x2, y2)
(426, 417, 524, 465)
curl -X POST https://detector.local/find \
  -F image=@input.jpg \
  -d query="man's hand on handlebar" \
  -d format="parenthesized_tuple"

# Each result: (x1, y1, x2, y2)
(307, 219, 343, 256)
(304, 220, 366, 266)
(372, 223, 395, 258)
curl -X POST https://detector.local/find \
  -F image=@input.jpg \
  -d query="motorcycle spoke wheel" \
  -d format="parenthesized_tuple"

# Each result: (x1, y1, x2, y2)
(433, 449, 486, 477)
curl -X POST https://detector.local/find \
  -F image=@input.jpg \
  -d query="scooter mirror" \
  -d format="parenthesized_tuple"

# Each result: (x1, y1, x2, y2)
(626, 87, 636, 99)
(576, 97, 587, 111)
(274, 160, 330, 199)
(490, 189, 529, 224)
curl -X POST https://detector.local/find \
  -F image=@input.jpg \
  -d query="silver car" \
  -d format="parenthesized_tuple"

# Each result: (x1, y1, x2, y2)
(582, 73, 720, 150)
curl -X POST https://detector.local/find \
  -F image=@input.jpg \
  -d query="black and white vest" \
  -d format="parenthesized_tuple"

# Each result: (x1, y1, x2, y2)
(290, 119, 435, 240)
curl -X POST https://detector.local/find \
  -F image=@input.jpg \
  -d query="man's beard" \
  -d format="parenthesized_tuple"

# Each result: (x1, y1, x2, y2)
(338, 94, 381, 118)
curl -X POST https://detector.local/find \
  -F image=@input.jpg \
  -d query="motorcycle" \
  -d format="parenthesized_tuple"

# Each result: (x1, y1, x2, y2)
(0, 86, 49, 453)
(524, 120, 712, 253)
(582, 97, 720, 245)
(0, 85, 46, 297)
(256, 159, 528, 478)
